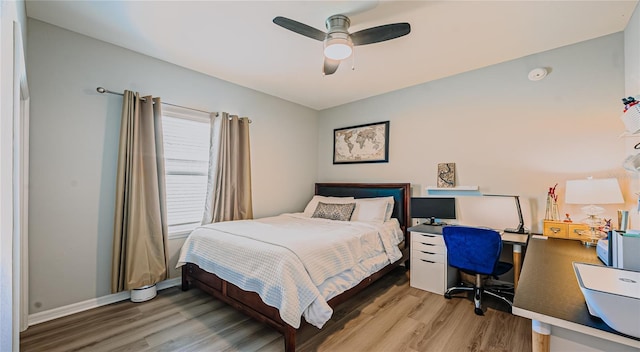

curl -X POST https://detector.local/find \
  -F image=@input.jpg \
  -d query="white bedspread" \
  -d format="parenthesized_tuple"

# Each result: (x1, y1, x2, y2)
(176, 213, 403, 329)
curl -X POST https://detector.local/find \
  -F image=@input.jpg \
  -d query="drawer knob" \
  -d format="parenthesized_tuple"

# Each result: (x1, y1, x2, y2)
(550, 227, 561, 234)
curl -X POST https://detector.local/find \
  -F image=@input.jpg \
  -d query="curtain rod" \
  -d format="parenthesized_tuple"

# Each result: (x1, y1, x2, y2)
(97, 87, 219, 117)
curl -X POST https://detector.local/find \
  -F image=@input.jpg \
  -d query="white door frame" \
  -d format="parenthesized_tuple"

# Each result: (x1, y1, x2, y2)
(0, 6, 29, 350)
(13, 19, 29, 334)
(0, 6, 16, 351)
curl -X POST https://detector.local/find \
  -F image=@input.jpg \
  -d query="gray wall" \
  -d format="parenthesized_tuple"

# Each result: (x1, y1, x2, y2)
(317, 33, 627, 233)
(25, 5, 639, 316)
(26, 19, 318, 313)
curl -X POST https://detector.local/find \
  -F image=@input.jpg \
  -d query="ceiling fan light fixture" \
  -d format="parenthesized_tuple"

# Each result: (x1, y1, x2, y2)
(273, 14, 410, 74)
(324, 33, 352, 60)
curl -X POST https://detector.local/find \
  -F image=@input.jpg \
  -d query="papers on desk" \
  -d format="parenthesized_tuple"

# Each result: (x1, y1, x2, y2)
(501, 232, 529, 245)
(456, 196, 531, 233)
(532, 235, 548, 240)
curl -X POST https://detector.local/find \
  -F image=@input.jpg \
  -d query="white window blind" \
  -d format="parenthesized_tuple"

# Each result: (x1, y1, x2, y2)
(161, 107, 211, 238)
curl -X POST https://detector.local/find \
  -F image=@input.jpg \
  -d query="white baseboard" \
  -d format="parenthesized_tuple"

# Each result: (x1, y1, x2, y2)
(27, 277, 181, 326)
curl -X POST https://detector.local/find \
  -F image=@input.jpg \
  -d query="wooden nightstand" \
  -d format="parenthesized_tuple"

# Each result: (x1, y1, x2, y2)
(542, 220, 589, 241)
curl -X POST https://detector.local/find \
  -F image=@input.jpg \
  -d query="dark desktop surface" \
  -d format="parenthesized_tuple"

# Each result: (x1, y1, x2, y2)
(513, 238, 639, 341)
(421, 217, 448, 226)
(424, 222, 446, 226)
(408, 224, 445, 234)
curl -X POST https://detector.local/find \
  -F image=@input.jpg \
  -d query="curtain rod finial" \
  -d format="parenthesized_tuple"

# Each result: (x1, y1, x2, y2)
(97, 87, 106, 93)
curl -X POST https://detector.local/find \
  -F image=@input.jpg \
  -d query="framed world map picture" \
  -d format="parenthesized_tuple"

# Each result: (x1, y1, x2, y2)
(333, 121, 389, 164)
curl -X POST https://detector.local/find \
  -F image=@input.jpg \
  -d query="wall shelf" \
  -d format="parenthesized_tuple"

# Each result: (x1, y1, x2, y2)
(425, 186, 481, 196)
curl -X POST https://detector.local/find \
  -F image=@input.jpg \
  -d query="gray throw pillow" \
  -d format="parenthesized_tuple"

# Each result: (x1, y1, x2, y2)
(311, 202, 356, 221)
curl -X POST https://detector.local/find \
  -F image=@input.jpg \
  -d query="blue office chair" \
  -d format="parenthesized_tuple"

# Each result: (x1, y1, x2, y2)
(442, 225, 514, 315)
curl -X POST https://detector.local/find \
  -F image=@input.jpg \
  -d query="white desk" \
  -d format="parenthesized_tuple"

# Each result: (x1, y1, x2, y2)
(499, 231, 529, 289)
(408, 224, 529, 292)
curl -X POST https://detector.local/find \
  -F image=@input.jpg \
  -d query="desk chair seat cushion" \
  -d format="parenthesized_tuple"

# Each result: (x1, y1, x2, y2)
(442, 226, 510, 276)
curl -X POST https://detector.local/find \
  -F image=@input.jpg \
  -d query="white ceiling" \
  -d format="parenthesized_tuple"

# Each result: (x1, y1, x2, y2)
(26, 0, 638, 110)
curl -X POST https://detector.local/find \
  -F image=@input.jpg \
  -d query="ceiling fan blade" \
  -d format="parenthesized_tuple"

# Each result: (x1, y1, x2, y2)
(350, 23, 411, 46)
(273, 16, 326, 41)
(323, 58, 340, 75)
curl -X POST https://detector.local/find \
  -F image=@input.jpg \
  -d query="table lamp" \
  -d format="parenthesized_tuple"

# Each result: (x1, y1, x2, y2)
(565, 177, 624, 246)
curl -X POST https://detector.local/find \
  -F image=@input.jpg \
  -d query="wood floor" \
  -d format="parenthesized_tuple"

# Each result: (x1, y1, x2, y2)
(20, 268, 532, 352)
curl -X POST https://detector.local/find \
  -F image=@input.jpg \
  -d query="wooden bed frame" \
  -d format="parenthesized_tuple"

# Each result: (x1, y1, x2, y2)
(181, 182, 411, 352)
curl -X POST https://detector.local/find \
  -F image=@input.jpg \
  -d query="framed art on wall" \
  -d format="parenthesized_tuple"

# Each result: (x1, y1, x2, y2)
(333, 121, 389, 164)
(437, 163, 456, 188)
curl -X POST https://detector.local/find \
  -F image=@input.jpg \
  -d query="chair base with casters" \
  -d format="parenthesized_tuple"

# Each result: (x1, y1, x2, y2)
(441, 225, 515, 316)
(444, 270, 514, 315)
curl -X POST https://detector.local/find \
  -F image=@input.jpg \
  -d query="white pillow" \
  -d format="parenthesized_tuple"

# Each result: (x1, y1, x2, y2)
(351, 198, 390, 223)
(381, 196, 395, 221)
(303, 195, 355, 217)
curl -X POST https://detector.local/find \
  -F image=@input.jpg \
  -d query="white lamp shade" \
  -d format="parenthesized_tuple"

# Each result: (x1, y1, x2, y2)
(324, 32, 353, 60)
(565, 178, 624, 205)
(324, 42, 352, 60)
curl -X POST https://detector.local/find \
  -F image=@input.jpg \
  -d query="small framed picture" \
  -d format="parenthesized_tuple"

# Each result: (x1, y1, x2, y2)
(437, 163, 455, 188)
(333, 121, 389, 164)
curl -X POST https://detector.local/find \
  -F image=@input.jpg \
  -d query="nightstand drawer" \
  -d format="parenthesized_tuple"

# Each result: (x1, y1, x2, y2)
(413, 249, 445, 264)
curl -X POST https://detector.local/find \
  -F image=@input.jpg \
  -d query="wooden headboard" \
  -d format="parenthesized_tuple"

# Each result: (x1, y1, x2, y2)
(315, 183, 411, 236)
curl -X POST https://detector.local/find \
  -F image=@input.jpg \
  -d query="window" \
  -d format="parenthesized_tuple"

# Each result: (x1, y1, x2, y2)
(161, 106, 211, 238)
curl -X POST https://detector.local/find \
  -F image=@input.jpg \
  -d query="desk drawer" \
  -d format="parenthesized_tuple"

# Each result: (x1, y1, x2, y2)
(413, 249, 446, 264)
(411, 232, 443, 246)
(544, 221, 568, 238)
(410, 252, 446, 294)
(543, 220, 588, 240)
(567, 223, 589, 240)
(412, 240, 446, 254)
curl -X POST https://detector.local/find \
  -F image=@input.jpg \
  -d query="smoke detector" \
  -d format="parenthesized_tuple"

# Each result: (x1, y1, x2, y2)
(528, 68, 548, 81)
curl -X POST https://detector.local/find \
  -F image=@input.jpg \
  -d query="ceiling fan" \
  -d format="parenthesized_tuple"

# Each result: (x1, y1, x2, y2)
(273, 15, 411, 75)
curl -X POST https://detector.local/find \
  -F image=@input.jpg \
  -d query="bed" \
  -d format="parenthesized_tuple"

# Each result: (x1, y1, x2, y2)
(179, 182, 411, 352)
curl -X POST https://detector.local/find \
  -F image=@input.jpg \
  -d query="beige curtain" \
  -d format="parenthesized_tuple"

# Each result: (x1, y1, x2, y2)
(203, 112, 253, 223)
(111, 91, 169, 293)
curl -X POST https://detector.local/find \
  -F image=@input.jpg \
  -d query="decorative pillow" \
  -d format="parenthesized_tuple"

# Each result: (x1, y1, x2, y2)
(350, 197, 390, 223)
(303, 195, 355, 217)
(311, 202, 356, 221)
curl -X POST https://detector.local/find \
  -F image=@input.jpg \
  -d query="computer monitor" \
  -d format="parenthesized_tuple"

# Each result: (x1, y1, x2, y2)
(410, 197, 456, 225)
